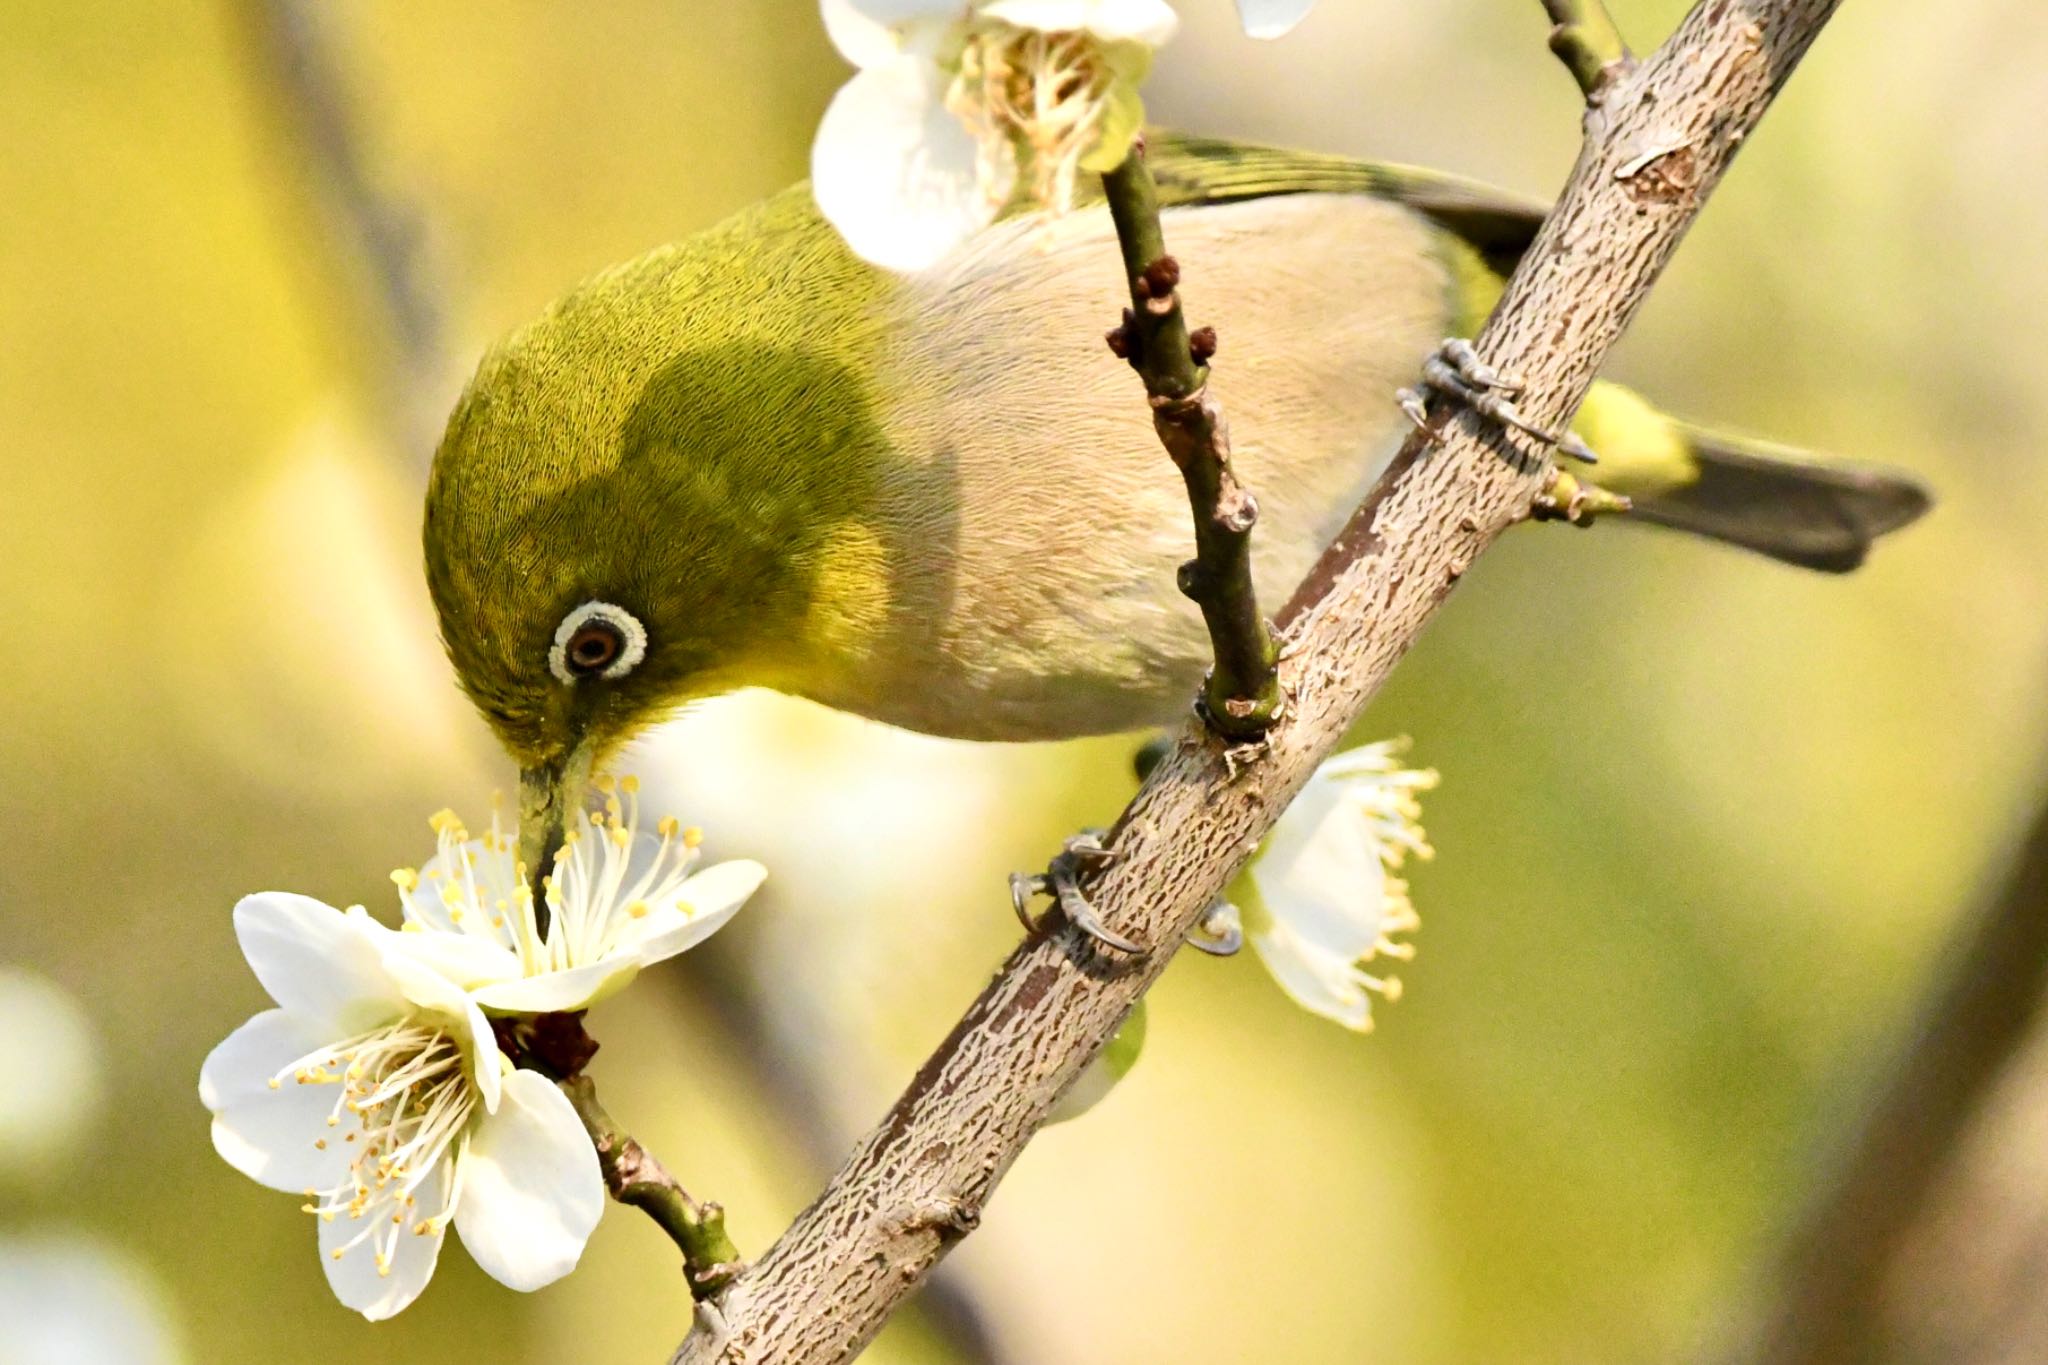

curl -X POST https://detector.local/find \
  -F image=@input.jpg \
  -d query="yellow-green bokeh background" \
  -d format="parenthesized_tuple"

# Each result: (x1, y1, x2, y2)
(5, 2, 2046, 1362)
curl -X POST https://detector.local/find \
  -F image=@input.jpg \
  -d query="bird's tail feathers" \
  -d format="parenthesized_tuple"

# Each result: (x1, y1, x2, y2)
(1628, 428, 1931, 573)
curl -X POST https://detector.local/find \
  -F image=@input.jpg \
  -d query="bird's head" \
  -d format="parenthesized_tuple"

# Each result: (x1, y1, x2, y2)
(421, 229, 894, 892)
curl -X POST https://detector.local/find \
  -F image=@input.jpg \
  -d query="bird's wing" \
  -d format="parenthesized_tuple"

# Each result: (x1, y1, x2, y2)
(1116, 132, 1549, 277)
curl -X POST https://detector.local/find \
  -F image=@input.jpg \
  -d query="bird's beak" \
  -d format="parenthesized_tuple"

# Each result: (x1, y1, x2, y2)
(517, 741, 595, 917)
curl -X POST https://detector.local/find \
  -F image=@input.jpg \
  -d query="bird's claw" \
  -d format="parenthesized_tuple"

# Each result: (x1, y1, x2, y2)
(1186, 899, 1243, 957)
(1397, 338, 1600, 464)
(1010, 829, 1142, 954)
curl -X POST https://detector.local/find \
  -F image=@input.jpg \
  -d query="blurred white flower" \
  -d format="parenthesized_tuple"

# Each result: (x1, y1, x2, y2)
(0, 1236, 183, 1365)
(1235, 0, 1315, 39)
(1242, 740, 1436, 1032)
(813, 0, 1174, 270)
(0, 967, 104, 1179)
(199, 893, 602, 1319)
(389, 779, 766, 1015)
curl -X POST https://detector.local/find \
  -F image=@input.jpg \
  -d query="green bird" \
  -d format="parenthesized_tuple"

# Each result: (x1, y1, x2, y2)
(420, 134, 1930, 879)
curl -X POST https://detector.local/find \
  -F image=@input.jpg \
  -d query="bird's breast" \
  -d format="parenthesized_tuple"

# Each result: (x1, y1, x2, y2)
(796, 191, 1454, 741)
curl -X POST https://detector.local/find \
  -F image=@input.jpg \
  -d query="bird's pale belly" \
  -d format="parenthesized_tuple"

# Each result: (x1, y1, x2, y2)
(801, 192, 1447, 741)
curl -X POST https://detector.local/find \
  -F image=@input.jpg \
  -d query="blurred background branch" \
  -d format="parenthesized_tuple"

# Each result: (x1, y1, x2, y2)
(1732, 757, 2048, 1365)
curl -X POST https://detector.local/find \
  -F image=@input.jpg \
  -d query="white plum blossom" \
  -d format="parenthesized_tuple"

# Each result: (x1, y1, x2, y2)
(1241, 740, 1436, 1032)
(1235, 0, 1315, 39)
(813, 0, 1175, 271)
(389, 777, 766, 1016)
(199, 893, 602, 1319)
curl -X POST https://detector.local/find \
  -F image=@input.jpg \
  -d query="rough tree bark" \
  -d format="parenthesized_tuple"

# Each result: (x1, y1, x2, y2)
(672, 2, 1844, 1360)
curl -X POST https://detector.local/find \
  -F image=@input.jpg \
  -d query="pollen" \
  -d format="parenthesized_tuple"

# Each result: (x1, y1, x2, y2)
(627, 900, 649, 919)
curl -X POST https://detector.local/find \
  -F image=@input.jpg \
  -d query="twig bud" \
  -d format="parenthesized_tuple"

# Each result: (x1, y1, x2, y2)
(1189, 326, 1217, 365)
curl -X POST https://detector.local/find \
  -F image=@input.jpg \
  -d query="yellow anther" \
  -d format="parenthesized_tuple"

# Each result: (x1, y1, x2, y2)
(267, 1077, 281, 1090)
(620, 774, 640, 794)
(401, 920, 422, 932)
(314, 1138, 327, 1150)
(595, 773, 616, 794)
(609, 827, 630, 850)
(675, 900, 695, 917)
(682, 826, 704, 849)
(627, 900, 649, 919)
(390, 867, 420, 892)
(428, 808, 465, 836)
(657, 815, 680, 838)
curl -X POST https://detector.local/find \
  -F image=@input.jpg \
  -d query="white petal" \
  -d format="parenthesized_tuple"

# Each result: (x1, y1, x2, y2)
(233, 893, 406, 1036)
(1235, 0, 1316, 39)
(1248, 918, 1373, 1031)
(365, 916, 522, 991)
(982, 0, 1178, 44)
(453, 1070, 604, 1292)
(618, 860, 765, 966)
(811, 57, 1007, 273)
(472, 959, 638, 1015)
(200, 1009, 353, 1193)
(319, 1157, 451, 1320)
(1249, 775, 1388, 961)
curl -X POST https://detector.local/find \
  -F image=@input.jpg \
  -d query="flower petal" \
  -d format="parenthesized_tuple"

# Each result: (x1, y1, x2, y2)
(617, 860, 766, 966)
(364, 913, 522, 992)
(1247, 914, 1374, 1031)
(319, 1157, 451, 1320)
(1249, 776, 1389, 961)
(819, 0, 946, 67)
(982, 0, 1178, 44)
(233, 893, 406, 1035)
(453, 1070, 604, 1292)
(471, 959, 639, 1016)
(200, 1009, 354, 1194)
(1235, 0, 1316, 39)
(811, 56, 1007, 273)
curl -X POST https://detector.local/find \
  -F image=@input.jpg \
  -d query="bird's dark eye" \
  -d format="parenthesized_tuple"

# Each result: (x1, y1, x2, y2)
(567, 623, 622, 673)
(549, 601, 647, 684)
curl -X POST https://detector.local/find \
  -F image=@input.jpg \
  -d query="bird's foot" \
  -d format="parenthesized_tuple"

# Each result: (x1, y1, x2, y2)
(1186, 899, 1243, 957)
(1010, 829, 1142, 954)
(1531, 465, 1633, 526)
(1397, 338, 1600, 464)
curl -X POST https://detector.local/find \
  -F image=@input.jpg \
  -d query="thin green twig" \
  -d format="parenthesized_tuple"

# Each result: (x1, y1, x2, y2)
(1100, 148, 1282, 739)
(559, 1073, 743, 1301)
(1541, 0, 1636, 100)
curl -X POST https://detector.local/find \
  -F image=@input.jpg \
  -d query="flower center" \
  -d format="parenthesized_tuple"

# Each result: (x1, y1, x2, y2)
(950, 25, 1118, 216)
(278, 1019, 475, 1277)
(542, 775, 704, 972)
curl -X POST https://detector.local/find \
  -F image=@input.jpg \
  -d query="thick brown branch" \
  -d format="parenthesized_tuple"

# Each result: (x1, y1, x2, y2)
(560, 1073, 744, 1301)
(1541, 0, 1636, 101)
(1101, 151, 1282, 739)
(674, 4, 1842, 1360)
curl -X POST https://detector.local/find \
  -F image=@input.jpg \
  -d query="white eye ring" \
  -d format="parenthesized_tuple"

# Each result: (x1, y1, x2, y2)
(549, 601, 648, 685)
